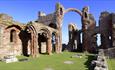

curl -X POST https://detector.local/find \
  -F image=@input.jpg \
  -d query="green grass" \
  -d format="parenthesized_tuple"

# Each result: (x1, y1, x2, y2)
(0, 52, 94, 70)
(107, 59, 115, 70)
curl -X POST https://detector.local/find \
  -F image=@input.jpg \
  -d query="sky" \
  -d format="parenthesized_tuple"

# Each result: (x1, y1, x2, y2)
(0, 0, 115, 44)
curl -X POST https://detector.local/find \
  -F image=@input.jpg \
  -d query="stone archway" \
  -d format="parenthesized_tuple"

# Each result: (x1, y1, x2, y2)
(38, 28, 52, 55)
(26, 25, 38, 58)
(64, 8, 82, 16)
(55, 3, 89, 52)
(26, 21, 58, 57)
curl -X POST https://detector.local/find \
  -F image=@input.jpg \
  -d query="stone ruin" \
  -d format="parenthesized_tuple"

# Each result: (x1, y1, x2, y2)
(91, 49, 109, 70)
(104, 47, 115, 59)
(0, 3, 114, 58)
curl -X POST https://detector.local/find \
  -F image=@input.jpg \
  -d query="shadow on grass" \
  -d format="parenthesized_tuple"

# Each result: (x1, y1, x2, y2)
(84, 54, 96, 70)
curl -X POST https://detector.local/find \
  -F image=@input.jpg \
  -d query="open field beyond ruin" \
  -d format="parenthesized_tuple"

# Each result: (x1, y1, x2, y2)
(0, 52, 95, 70)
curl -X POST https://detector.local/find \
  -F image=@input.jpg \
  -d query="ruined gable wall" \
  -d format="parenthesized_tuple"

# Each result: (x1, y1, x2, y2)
(6, 26, 22, 55)
(37, 12, 55, 26)
(99, 12, 112, 49)
(0, 14, 23, 56)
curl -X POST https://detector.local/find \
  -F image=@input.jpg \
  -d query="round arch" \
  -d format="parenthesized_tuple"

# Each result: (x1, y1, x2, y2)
(56, 7, 84, 52)
(6, 24, 22, 30)
(38, 28, 51, 39)
(26, 25, 38, 58)
(61, 8, 82, 44)
(56, 3, 89, 53)
(38, 28, 52, 55)
(64, 8, 82, 16)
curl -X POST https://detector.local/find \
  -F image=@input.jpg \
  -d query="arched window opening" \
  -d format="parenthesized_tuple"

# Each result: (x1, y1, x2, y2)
(85, 12, 88, 18)
(62, 11, 81, 45)
(10, 29, 16, 42)
(60, 8, 63, 15)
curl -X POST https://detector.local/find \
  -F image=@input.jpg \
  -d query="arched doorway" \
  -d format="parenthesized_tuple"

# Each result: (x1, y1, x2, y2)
(26, 25, 38, 58)
(38, 32, 47, 54)
(38, 28, 52, 55)
(27, 24, 54, 57)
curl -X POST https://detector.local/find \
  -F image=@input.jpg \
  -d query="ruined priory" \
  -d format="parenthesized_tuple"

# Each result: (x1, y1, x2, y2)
(0, 3, 115, 58)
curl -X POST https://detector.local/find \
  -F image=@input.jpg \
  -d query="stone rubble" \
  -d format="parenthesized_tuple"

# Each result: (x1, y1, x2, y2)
(91, 49, 108, 70)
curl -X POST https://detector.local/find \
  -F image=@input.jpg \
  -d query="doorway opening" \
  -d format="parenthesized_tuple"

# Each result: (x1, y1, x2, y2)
(38, 32, 47, 54)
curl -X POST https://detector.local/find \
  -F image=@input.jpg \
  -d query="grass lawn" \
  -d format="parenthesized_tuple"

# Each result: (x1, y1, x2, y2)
(0, 52, 94, 70)
(107, 59, 115, 70)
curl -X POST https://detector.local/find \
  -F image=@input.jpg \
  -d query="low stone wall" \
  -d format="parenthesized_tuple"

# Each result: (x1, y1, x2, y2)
(91, 49, 108, 70)
(104, 47, 115, 59)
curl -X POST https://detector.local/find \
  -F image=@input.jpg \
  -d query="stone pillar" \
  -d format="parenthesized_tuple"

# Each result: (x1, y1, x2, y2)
(59, 27, 62, 53)
(77, 31, 81, 47)
(68, 24, 73, 50)
(82, 6, 89, 52)
(55, 3, 64, 53)
(55, 33, 59, 53)
(29, 26, 38, 58)
(33, 33, 39, 57)
(47, 37, 52, 55)
(68, 29, 73, 51)
(30, 32, 34, 57)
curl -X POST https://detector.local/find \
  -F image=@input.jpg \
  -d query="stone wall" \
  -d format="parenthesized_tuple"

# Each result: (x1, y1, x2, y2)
(99, 12, 112, 49)
(111, 13, 115, 47)
(68, 23, 80, 51)
(104, 47, 115, 58)
(91, 49, 108, 70)
(37, 12, 56, 26)
(0, 14, 23, 57)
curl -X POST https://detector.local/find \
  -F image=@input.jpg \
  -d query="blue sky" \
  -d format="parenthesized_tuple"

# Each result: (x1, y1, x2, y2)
(0, 0, 115, 44)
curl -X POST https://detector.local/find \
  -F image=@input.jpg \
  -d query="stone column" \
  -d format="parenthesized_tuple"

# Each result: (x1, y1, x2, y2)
(33, 33, 39, 57)
(55, 3, 64, 53)
(47, 37, 52, 55)
(59, 27, 62, 53)
(55, 33, 59, 53)
(29, 26, 38, 58)
(82, 6, 89, 52)
(77, 31, 81, 50)
(30, 32, 34, 57)
(68, 25, 73, 50)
